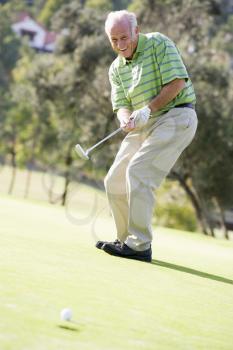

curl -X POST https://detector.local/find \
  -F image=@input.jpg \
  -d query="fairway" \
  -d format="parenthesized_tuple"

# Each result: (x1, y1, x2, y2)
(0, 193, 233, 350)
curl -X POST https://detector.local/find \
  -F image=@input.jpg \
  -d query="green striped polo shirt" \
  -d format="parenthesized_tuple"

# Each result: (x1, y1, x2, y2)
(109, 32, 196, 117)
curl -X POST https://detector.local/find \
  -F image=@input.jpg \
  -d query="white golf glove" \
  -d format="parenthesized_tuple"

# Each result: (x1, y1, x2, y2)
(130, 106, 151, 128)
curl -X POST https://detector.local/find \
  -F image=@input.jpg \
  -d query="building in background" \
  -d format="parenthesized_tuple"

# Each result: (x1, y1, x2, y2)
(12, 12, 57, 53)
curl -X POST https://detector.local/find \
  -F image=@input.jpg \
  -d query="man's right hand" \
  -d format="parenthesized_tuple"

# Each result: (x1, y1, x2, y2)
(120, 117, 136, 132)
(117, 108, 136, 132)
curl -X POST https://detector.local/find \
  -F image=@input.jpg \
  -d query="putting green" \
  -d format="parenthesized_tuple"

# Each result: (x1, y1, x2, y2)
(0, 194, 232, 350)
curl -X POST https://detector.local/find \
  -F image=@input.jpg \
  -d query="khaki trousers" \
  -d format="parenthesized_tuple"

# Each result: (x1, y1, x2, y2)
(104, 107, 198, 251)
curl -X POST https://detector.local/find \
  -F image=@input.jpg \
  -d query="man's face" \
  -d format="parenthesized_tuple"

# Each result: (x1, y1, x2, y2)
(108, 20, 139, 59)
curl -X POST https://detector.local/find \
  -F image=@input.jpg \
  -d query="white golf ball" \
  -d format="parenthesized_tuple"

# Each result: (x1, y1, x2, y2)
(60, 308, 72, 321)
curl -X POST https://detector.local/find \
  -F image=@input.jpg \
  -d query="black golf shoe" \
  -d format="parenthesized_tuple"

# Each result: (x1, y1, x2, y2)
(96, 239, 121, 250)
(102, 242, 152, 262)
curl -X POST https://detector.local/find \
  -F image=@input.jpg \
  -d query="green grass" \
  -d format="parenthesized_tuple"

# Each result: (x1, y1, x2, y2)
(0, 190, 233, 350)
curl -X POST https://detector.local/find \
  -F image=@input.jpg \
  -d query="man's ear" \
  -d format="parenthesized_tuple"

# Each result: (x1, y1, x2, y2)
(131, 26, 139, 40)
(132, 25, 139, 40)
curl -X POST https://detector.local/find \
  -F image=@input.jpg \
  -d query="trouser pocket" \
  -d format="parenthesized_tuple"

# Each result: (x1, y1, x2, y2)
(175, 108, 197, 130)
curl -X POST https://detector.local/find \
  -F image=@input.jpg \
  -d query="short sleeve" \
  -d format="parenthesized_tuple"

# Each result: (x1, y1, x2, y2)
(154, 35, 189, 85)
(109, 64, 132, 112)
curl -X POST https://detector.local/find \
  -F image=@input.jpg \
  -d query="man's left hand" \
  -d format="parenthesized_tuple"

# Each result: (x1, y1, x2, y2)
(130, 106, 151, 128)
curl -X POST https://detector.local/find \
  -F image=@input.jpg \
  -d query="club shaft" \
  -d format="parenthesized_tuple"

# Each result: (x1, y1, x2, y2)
(87, 127, 122, 154)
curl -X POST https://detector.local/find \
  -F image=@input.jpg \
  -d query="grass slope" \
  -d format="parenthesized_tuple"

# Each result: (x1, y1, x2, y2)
(0, 194, 233, 350)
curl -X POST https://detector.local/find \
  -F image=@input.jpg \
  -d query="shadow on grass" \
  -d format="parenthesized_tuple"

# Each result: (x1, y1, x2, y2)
(152, 260, 233, 285)
(58, 324, 80, 332)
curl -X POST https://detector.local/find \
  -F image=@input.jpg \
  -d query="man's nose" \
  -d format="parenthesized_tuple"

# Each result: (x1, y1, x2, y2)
(117, 40, 125, 50)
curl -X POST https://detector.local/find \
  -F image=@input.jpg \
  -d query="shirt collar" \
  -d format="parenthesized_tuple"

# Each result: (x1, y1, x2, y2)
(119, 33, 147, 66)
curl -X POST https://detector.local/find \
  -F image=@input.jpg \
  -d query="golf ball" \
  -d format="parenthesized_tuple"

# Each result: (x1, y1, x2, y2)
(60, 308, 72, 321)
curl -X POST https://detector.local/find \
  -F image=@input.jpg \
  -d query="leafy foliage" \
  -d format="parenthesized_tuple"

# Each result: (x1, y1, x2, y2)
(0, 0, 233, 234)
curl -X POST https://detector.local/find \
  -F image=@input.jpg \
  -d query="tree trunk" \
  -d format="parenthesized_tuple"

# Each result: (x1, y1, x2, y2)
(204, 208, 215, 237)
(213, 198, 229, 240)
(48, 173, 55, 204)
(220, 206, 229, 240)
(24, 132, 38, 199)
(61, 172, 69, 206)
(24, 167, 32, 199)
(61, 149, 73, 206)
(8, 149, 17, 195)
(171, 171, 211, 235)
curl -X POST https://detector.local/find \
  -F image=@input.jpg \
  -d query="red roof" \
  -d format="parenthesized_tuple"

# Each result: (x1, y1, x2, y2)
(14, 12, 57, 46)
(15, 11, 47, 31)
(15, 11, 30, 23)
(44, 31, 57, 45)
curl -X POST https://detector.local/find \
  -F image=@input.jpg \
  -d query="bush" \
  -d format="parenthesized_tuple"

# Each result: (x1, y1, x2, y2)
(154, 180, 198, 232)
(155, 202, 197, 232)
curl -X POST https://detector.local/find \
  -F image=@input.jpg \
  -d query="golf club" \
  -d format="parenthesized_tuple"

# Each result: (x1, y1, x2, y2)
(75, 127, 122, 160)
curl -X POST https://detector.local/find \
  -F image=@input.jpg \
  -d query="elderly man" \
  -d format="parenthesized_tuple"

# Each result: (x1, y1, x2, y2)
(96, 10, 197, 262)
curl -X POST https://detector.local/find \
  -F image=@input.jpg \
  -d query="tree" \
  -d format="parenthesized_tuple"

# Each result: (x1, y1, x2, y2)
(0, 2, 22, 193)
(37, 0, 74, 27)
(5, 0, 233, 238)
(11, 3, 117, 204)
(85, 0, 132, 11)
(128, 0, 233, 236)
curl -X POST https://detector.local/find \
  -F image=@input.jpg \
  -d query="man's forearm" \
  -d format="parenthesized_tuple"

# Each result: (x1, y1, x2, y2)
(148, 79, 185, 113)
(116, 79, 185, 132)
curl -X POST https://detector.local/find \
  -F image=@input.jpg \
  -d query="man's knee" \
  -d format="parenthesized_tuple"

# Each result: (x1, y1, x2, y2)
(126, 158, 162, 190)
(105, 169, 126, 195)
(126, 160, 142, 190)
(104, 171, 113, 192)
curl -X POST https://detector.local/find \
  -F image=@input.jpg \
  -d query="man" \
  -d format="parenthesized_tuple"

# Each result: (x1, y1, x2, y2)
(96, 10, 198, 262)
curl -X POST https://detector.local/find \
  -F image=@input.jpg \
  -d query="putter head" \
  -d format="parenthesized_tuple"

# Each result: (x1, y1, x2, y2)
(75, 144, 89, 160)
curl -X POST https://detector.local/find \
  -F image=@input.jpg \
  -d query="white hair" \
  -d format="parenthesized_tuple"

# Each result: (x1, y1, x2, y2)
(105, 10, 138, 36)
